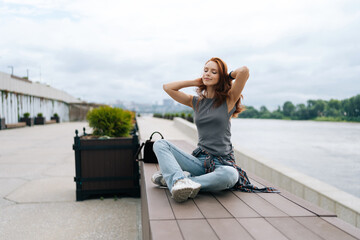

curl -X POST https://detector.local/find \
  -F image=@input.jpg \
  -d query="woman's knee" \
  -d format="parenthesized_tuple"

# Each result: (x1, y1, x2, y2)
(153, 139, 168, 152)
(219, 167, 239, 188)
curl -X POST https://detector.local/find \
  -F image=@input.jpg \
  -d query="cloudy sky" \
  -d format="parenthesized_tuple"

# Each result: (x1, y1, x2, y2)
(0, 0, 359, 109)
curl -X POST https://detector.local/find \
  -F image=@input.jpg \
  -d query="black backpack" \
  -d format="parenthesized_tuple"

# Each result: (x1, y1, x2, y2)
(135, 131, 164, 163)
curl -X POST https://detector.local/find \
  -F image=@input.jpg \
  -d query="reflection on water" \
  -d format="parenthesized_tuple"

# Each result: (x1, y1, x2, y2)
(231, 118, 360, 198)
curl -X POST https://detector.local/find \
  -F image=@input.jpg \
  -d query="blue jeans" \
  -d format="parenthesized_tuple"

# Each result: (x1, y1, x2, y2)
(153, 139, 239, 192)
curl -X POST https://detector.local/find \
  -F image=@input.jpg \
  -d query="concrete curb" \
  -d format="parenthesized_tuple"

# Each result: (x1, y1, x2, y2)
(173, 117, 360, 228)
(173, 117, 198, 140)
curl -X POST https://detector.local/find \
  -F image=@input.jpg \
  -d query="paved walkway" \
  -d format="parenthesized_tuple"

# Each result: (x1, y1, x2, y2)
(0, 123, 141, 240)
(137, 116, 196, 144)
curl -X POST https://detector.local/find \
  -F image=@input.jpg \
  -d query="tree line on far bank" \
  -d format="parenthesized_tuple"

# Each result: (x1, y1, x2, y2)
(239, 94, 360, 122)
(153, 94, 359, 122)
(153, 112, 194, 122)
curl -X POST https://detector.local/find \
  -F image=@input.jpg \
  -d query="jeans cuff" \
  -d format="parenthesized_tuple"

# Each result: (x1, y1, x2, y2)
(170, 175, 185, 191)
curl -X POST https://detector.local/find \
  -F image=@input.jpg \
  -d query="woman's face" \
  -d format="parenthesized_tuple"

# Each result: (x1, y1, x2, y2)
(202, 61, 220, 87)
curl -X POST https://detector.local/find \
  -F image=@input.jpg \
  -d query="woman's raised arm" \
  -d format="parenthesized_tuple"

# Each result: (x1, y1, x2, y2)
(163, 78, 202, 107)
(228, 66, 250, 104)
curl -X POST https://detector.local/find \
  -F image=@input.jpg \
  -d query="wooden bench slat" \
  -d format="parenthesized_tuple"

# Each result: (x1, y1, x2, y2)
(207, 218, 254, 240)
(143, 163, 175, 220)
(212, 191, 260, 218)
(321, 217, 360, 239)
(257, 193, 315, 217)
(247, 177, 267, 189)
(250, 177, 315, 216)
(140, 162, 150, 240)
(248, 172, 336, 217)
(165, 190, 204, 220)
(233, 192, 288, 217)
(177, 219, 219, 240)
(280, 190, 336, 217)
(156, 162, 204, 220)
(237, 218, 288, 240)
(294, 217, 358, 240)
(193, 192, 232, 219)
(150, 220, 183, 240)
(266, 217, 323, 240)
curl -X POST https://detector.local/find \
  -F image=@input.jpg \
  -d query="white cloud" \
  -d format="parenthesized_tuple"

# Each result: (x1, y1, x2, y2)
(0, 0, 359, 108)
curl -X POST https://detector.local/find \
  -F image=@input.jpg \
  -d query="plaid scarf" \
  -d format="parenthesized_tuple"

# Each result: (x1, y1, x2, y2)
(192, 147, 279, 193)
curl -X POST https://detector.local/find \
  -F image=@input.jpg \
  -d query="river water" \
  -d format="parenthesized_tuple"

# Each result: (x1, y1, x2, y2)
(231, 118, 360, 198)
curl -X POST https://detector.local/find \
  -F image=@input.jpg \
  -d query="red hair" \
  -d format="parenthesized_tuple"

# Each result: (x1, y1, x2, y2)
(196, 57, 245, 117)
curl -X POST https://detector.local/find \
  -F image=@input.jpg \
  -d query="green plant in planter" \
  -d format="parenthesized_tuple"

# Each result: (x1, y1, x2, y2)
(24, 112, 30, 118)
(86, 106, 133, 137)
(53, 113, 59, 118)
(37, 113, 43, 117)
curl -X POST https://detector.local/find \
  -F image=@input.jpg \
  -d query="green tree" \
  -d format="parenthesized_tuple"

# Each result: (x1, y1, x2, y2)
(328, 99, 341, 110)
(283, 101, 295, 117)
(346, 94, 360, 117)
(325, 99, 341, 117)
(259, 106, 271, 119)
(269, 106, 283, 119)
(295, 103, 309, 120)
(307, 100, 326, 118)
(238, 106, 259, 118)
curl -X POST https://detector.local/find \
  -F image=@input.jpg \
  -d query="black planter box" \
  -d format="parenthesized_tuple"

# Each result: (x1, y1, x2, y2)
(0, 118, 5, 130)
(51, 116, 60, 123)
(20, 117, 34, 126)
(73, 129, 140, 201)
(34, 117, 45, 125)
(187, 116, 194, 123)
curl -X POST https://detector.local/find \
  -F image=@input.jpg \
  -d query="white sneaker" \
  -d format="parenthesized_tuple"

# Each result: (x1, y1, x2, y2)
(151, 171, 191, 188)
(151, 171, 167, 187)
(171, 178, 201, 203)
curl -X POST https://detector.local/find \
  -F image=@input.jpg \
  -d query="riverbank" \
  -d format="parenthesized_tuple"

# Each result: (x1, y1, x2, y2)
(238, 116, 360, 123)
(152, 113, 360, 124)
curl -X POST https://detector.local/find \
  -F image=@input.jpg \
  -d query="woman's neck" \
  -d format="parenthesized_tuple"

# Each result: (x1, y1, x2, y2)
(206, 87, 215, 98)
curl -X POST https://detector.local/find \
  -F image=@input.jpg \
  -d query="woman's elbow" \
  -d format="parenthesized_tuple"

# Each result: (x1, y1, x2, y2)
(240, 66, 250, 79)
(163, 84, 169, 92)
(241, 66, 249, 75)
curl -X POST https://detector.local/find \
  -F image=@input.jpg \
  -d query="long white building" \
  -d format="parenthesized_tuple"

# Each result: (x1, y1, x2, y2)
(0, 71, 81, 124)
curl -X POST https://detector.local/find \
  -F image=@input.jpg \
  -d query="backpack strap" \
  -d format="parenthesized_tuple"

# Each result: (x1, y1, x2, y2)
(149, 131, 164, 140)
(134, 142, 145, 161)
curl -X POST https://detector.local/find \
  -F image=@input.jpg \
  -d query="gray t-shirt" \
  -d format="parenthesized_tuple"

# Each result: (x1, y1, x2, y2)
(192, 96, 236, 156)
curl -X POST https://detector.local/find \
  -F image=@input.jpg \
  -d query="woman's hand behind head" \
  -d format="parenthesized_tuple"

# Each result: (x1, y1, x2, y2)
(194, 77, 203, 87)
